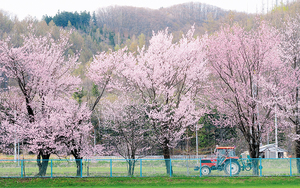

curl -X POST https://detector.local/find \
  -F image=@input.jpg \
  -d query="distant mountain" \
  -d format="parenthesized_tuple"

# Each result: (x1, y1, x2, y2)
(95, 2, 229, 38)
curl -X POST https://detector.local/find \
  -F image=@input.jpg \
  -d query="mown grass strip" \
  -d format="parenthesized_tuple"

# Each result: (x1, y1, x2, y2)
(1, 177, 300, 188)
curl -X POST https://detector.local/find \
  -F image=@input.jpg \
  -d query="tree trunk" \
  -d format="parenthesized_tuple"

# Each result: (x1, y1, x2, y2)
(128, 159, 136, 176)
(36, 151, 50, 176)
(249, 141, 260, 176)
(296, 140, 300, 173)
(71, 149, 82, 176)
(75, 158, 82, 177)
(296, 87, 300, 173)
(296, 118, 300, 173)
(162, 139, 173, 175)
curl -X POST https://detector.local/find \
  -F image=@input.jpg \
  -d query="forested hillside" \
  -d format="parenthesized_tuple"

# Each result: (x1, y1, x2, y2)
(96, 3, 227, 36)
(40, 2, 255, 55)
(1, 1, 300, 63)
(95, 2, 255, 46)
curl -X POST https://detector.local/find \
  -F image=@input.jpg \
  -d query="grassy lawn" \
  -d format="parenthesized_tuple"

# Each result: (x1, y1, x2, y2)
(2, 158, 300, 178)
(1, 177, 300, 188)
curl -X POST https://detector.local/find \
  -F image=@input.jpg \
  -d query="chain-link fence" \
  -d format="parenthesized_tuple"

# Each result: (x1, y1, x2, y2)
(1, 158, 300, 178)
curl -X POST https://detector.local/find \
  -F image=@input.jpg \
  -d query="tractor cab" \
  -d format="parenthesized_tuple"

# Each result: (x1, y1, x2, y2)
(215, 146, 238, 167)
(215, 147, 236, 158)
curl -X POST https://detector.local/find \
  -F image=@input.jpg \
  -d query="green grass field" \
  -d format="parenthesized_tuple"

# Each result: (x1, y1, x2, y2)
(1, 177, 300, 188)
(2, 158, 300, 177)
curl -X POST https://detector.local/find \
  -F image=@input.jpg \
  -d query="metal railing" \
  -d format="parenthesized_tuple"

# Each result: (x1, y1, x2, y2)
(0, 158, 300, 178)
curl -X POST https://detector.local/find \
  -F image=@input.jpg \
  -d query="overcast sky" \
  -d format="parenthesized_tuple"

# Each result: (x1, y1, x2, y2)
(0, 0, 287, 21)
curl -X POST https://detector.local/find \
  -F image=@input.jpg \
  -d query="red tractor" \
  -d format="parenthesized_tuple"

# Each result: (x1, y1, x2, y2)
(194, 146, 242, 176)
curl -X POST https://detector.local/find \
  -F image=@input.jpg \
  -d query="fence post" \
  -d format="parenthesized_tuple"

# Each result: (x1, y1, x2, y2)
(51, 160, 53, 178)
(230, 158, 232, 177)
(140, 159, 142, 177)
(23, 159, 25, 177)
(21, 160, 23, 178)
(87, 159, 89, 177)
(80, 159, 83, 178)
(259, 157, 262, 177)
(199, 158, 202, 177)
(110, 159, 112, 177)
(170, 159, 172, 177)
(290, 158, 292, 176)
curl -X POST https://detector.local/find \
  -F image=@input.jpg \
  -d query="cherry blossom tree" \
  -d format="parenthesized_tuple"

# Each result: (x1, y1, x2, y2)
(0, 29, 92, 176)
(279, 15, 300, 172)
(101, 97, 153, 176)
(89, 27, 208, 175)
(50, 98, 94, 176)
(206, 21, 283, 175)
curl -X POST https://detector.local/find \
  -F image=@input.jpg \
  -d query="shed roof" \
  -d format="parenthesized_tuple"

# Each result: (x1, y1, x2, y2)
(259, 144, 287, 153)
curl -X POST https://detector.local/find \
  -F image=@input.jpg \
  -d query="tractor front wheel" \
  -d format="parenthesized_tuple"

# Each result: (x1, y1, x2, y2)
(224, 161, 240, 175)
(201, 166, 211, 176)
(245, 164, 252, 171)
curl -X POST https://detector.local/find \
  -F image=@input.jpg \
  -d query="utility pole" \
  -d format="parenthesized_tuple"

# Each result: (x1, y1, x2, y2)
(252, 69, 258, 149)
(94, 128, 96, 156)
(275, 105, 278, 158)
(14, 110, 16, 163)
(18, 139, 20, 166)
(196, 123, 198, 164)
(267, 125, 270, 145)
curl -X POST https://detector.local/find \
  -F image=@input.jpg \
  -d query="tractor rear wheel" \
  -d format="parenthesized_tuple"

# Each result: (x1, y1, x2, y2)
(201, 166, 211, 176)
(224, 161, 240, 175)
